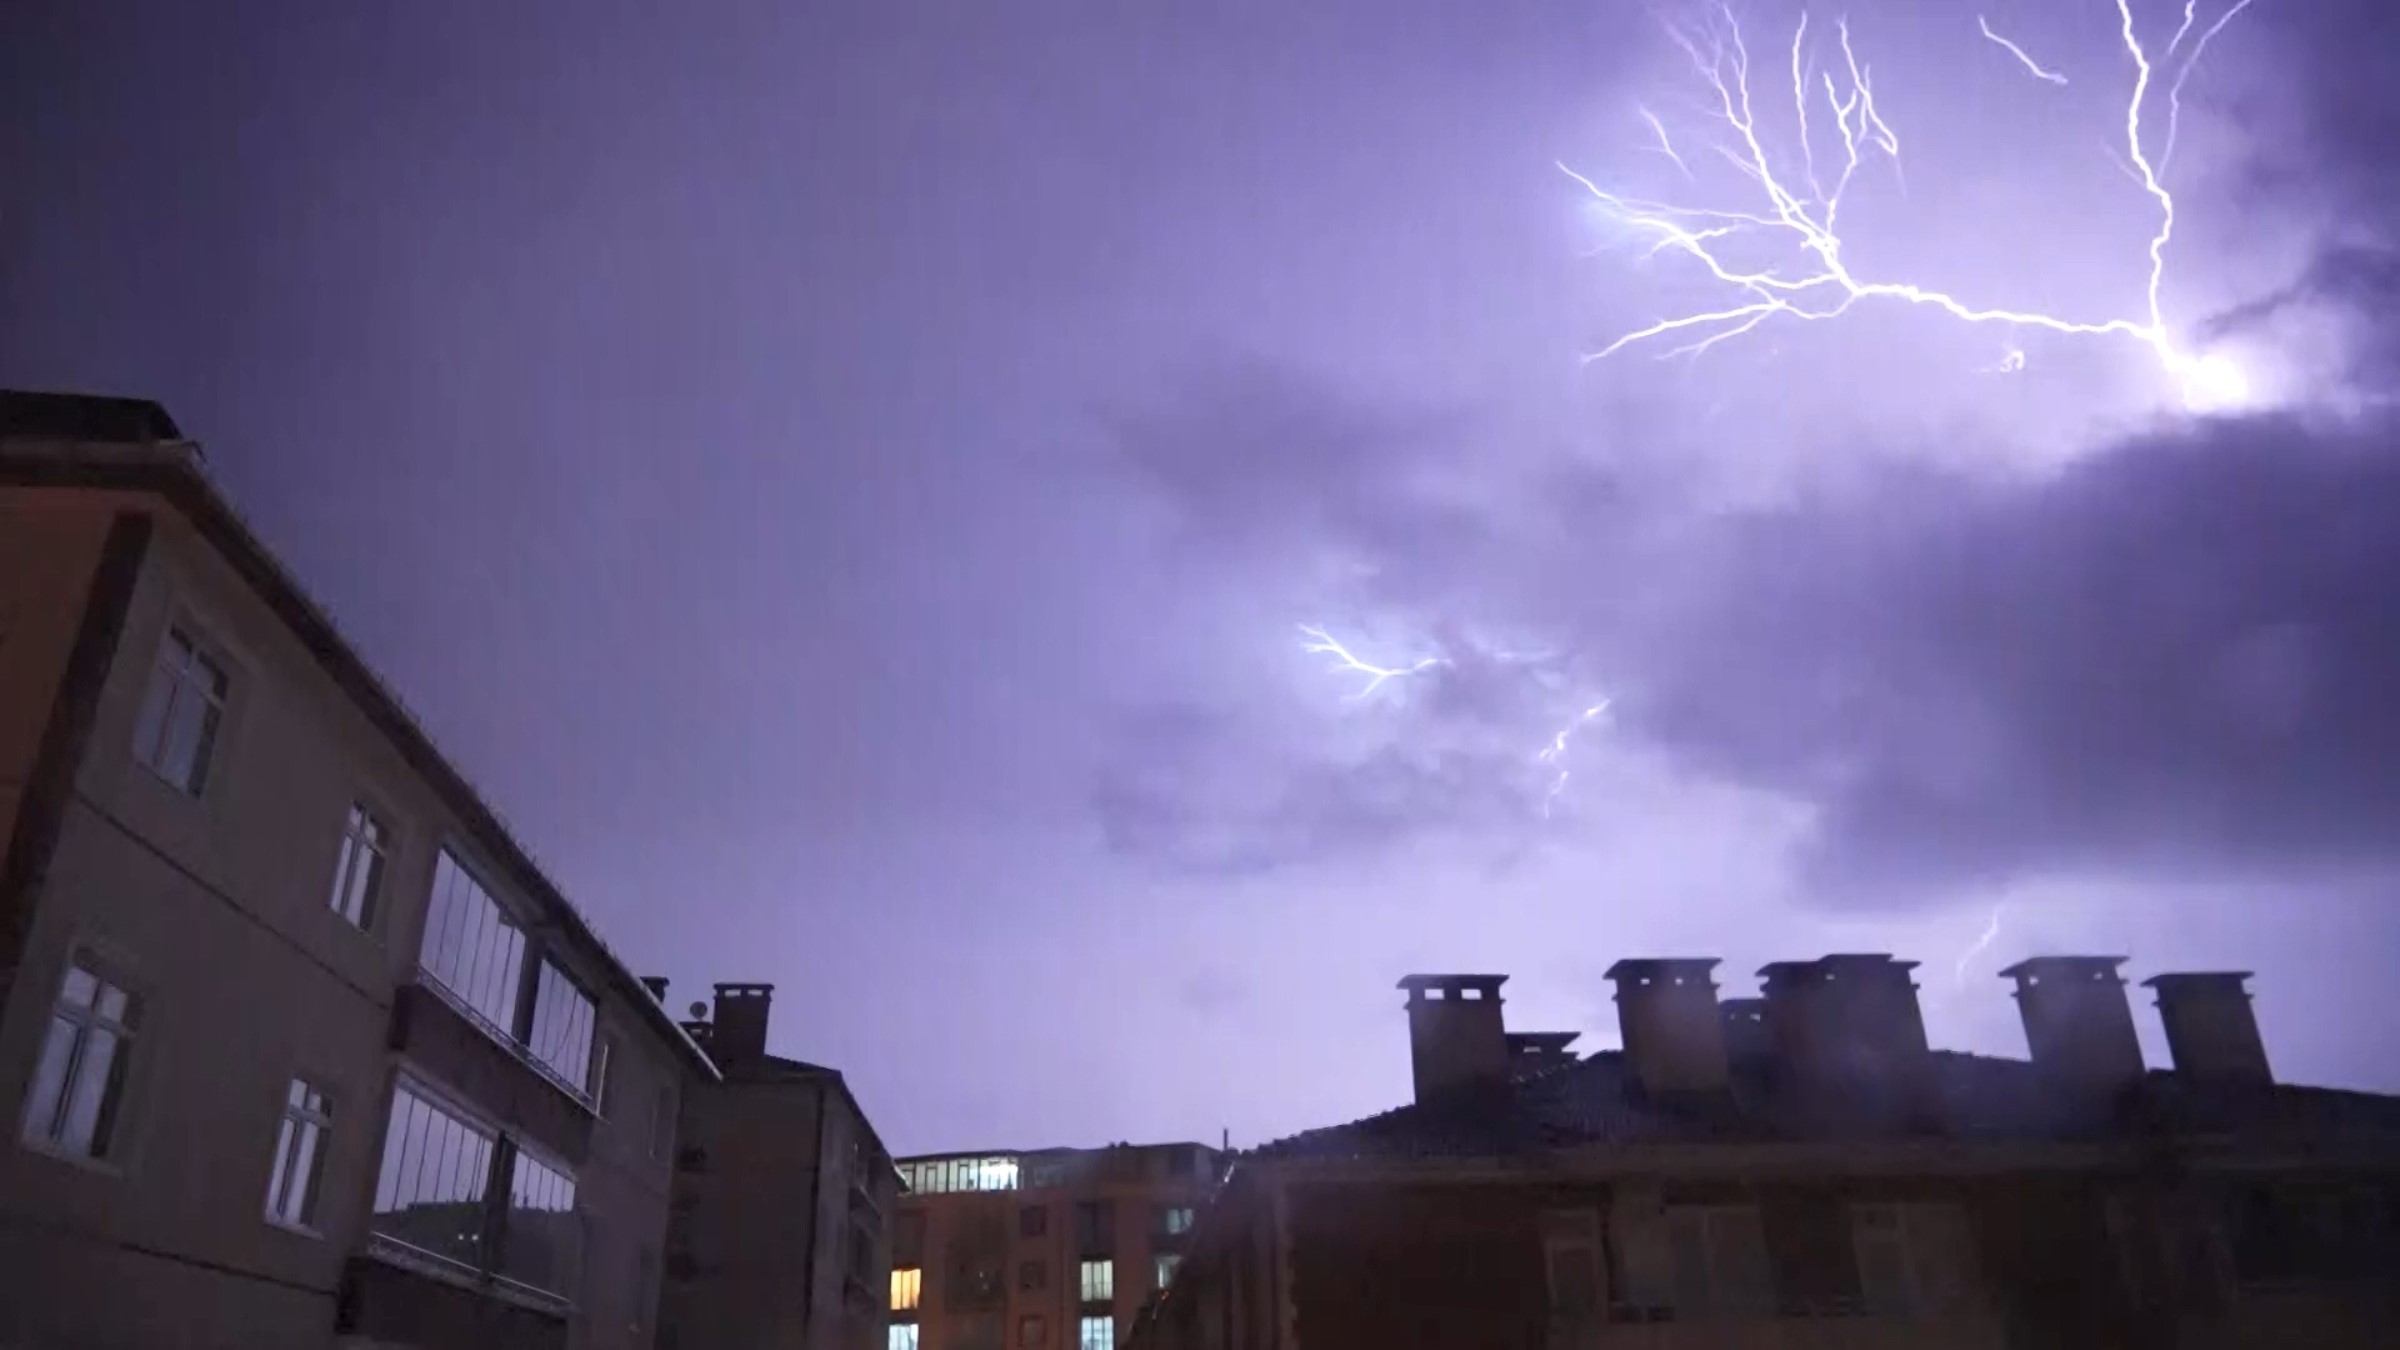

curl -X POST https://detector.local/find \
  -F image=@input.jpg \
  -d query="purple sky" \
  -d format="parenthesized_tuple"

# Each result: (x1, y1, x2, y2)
(6, 0, 2396, 1154)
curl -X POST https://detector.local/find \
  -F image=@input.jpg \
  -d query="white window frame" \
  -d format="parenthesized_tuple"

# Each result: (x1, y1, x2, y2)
(1078, 1314, 1114, 1350)
(132, 625, 231, 797)
(20, 950, 142, 1165)
(891, 1266, 923, 1312)
(1080, 1257, 1114, 1303)
(265, 1077, 334, 1233)
(328, 800, 392, 932)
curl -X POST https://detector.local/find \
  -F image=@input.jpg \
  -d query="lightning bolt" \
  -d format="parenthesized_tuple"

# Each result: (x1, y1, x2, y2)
(1537, 701, 1613, 818)
(1298, 625, 1446, 700)
(1953, 905, 2005, 987)
(1564, 1, 2256, 412)
(1978, 16, 2070, 85)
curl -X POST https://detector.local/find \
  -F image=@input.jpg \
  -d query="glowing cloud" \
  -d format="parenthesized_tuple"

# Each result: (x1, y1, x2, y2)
(1565, 1, 2260, 413)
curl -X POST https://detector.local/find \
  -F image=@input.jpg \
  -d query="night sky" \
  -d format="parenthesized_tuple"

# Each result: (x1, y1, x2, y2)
(6, 0, 2395, 1155)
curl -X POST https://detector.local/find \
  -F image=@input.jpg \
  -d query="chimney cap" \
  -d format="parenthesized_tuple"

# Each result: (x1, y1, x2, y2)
(1998, 956, 2128, 986)
(1603, 957, 1720, 983)
(1506, 1031, 1581, 1052)
(2142, 971, 2255, 993)
(1397, 973, 1507, 996)
(1720, 997, 1766, 1018)
(713, 982, 775, 998)
(1758, 953, 1917, 983)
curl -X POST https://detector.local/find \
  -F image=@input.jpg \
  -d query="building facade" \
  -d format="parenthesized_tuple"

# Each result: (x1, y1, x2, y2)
(0, 393, 715, 1349)
(891, 1142, 1226, 1350)
(658, 981, 899, 1350)
(1133, 961, 2400, 1350)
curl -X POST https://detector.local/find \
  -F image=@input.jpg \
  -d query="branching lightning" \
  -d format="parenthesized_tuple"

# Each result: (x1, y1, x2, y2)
(1978, 16, 2070, 85)
(1298, 625, 1447, 700)
(1564, 1, 2258, 412)
(1537, 701, 1614, 818)
(1953, 905, 2006, 987)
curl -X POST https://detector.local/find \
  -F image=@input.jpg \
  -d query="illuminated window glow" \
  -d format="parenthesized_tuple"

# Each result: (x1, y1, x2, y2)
(891, 1267, 922, 1311)
(1080, 1258, 1113, 1303)
(897, 1154, 1021, 1194)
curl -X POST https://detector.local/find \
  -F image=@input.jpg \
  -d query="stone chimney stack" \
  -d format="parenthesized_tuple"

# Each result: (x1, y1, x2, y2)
(1757, 955, 1934, 1119)
(1719, 997, 1771, 1063)
(2000, 957, 2145, 1100)
(1506, 1032, 1581, 1079)
(1397, 975, 1510, 1104)
(640, 976, 669, 1003)
(710, 982, 775, 1067)
(1604, 959, 1730, 1096)
(2143, 972, 2271, 1086)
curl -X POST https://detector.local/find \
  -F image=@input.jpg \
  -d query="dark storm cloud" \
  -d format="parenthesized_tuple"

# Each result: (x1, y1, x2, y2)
(1631, 409, 2400, 898)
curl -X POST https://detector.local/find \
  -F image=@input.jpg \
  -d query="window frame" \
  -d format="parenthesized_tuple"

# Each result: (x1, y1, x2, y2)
(326, 799, 394, 935)
(367, 1071, 585, 1301)
(415, 844, 606, 1113)
(264, 1076, 335, 1235)
(1080, 1257, 1114, 1305)
(1019, 1314, 1048, 1348)
(19, 948, 145, 1168)
(1078, 1314, 1114, 1350)
(891, 1266, 923, 1312)
(131, 623, 233, 798)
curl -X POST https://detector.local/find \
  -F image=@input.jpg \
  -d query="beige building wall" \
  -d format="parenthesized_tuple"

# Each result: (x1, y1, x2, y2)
(0, 461, 699, 1349)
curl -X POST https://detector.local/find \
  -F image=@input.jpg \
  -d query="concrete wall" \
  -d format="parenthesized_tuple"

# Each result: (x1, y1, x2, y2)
(0, 486, 685, 1349)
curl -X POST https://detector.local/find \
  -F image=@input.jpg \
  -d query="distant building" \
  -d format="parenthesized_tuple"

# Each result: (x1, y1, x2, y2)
(1133, 961, 2400, 1350)
(658, 981, 898, 1350)
(891, 1140, 1227, 1350)
(0, 391, 716, 1348)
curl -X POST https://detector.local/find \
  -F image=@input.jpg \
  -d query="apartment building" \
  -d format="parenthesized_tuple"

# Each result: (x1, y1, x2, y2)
(0, 391, 716, 1349)
(658, 980, 899, 1350)
(890, 1141, 1226, 1350)
(1133, 960, 2400, 1350)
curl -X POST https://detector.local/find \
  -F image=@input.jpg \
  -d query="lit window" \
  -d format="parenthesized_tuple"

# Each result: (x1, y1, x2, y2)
(265, 1079, 333, 1230)
(891, 1267, 923, 1311)
(20, 953, 140, 1160)
(1080, 1258, 1113, 1303)
(133, 628, 228, 795)
(1019, 1315, 1047, 1347)
(888, 1326, 919, 1350)
(1162, 1206, 1195, 1235)
(1154, 1253, 1181, 1290)
(327, 803, 389, 930)
(1078, 1315, 1113, 1350)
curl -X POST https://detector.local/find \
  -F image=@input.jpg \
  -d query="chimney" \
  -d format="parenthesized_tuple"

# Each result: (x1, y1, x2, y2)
(1506, 1031, 1581, 1079)
(1397, 974, 1510, 1103)
(710, 982, 775, 1067)
(1603, 958, 1729, 1096)
(1999, 957, 2145, 1100)
(1757, 955, 1934, 1119)
(641, 976, 669, 1003)
(2143, 972, 2271, 1086)
(1719, 997, 1771, 1063)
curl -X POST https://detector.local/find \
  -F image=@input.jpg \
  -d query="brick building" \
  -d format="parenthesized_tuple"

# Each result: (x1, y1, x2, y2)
(1, 392, 715, 1348)
(1131, 959, 2400, 1350)
(891, 1141, 1226, 1350)
(659, 980, 899, 1350)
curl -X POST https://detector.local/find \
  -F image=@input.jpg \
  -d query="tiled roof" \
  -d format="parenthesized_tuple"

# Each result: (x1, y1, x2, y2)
(1253, 1051, 2400, 1162)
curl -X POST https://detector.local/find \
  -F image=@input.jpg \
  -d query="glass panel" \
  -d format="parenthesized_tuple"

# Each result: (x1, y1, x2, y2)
(59, 965, 98, 1010)
(419, 852, 528, 1034)
(528, 962, 595, 1090)
(57, 1027, 121, 1157)
(267, 1115, 297, 1218)
(133, 655, 178, 766)
(371, 1086, 494, 1272)
(889, 1327, 919, 1350)
(1079, 1316, 1113, 1350)
(20, 1015, 79, 1144)
(160, 685, 222, 794)
(1080, 1259, 1113, 1302)
(499, 1150, 580, 1293)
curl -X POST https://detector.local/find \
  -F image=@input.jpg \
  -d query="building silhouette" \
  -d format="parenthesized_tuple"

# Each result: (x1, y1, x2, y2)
(1133, 960, 2400, 1350)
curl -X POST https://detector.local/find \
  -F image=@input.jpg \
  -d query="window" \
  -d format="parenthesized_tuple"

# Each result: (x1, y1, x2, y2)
(888, 1325, 919, 1350)
(1080, 1258, 1113, 1303)
(892, 1267, 923, 1311)
(265, 1079, 333, 1230)
(1154, 1253, 1182, 1291)
(500, 1148, 580, 1294)
(526, 960, 596, 1091)
(327, 803, 389, 930)
(1074, 1200, 1114, 1254)
(896, 1211, 928, 1267)
(1021, 1203, 1049, 1238)
(1020, 1259, 1046, 1292)
(21, 953, 140, 1161)
(1019, 1315, 1047, 1347)
(419, 850, 527, 1034)
(1078, 1315, 1113, 1350)
(590, 1035, 615, 1117)
(1161, 1206, 1194, 1235)
(133, 627, 227, 795)
(898, 1155, 1021, 1194)
(1541, 1209, 1602, 1319)
(1665, 1205, 1773, 1317)
(1853, 1203, 1977, 1316)
(371, 1083, 497, 1271)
